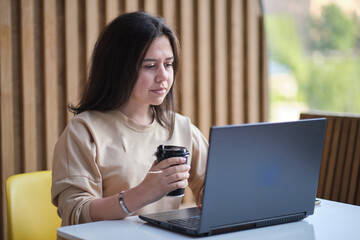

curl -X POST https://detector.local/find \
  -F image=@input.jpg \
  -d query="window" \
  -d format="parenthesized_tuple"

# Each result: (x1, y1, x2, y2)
(262, 0, 360, 122)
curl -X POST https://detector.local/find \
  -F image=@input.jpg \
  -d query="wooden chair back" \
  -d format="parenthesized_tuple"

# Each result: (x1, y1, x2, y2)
(300, 112, 360, 205)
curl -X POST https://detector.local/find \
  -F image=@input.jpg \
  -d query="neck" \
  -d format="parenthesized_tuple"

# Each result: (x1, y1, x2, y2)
(120, 104, 154, 125)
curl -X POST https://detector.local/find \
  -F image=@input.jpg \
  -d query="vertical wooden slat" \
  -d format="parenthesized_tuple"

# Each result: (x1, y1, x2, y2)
(105, 0, 120, 23)
(85, 0, 101, 66)
(229, 0, 244, 124)
(124, 0, 139, 12)
(197, 0, 212, 136)
(21, 0, 37, 172)
(340, 119, 358, 203)
(356, 164, 360, 205)
(0, 0, 15, 238)
(259, 15, 268, 122)
(57, 0, 67, 137)
(245, 0, 260, 123)
(323, 118, 341, 199)
(213, 0, 228, 125)
(161, 0, 176, 30)
(354, 124, 360, 206)
(78, 0, 87, 106)
(65, 0, 81, 122)
(348, 121, 360, 204)
(317, 116, 333, 197)
(10, 0, 22, 175)
(143, 0, 158, 15)
(43, 0, 59, 169)
(332, 118, 350, 201)
(34, 0, 44, 171)
(179, 0, 195, 122)
(356, 178, 360, 205)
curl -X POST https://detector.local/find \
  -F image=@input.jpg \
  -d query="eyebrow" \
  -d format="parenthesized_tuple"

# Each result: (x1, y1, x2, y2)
(143, 56, 174, 62)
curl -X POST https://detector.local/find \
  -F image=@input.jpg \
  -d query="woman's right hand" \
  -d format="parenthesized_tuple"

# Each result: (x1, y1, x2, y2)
(139, 157, 191, 204)
(89, 158, 191, 221)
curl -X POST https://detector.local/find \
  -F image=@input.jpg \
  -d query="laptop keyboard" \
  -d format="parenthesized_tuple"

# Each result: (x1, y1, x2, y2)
(168, 216, 201, 229)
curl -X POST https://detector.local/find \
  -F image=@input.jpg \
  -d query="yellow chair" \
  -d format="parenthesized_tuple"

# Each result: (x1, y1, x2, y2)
(6, 170, 61, 240)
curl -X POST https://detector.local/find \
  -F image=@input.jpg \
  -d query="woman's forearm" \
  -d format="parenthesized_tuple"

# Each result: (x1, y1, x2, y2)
(89, 185, 148, 221)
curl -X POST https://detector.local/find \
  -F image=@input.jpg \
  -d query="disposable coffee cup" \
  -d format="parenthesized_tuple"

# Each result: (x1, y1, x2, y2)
(155, 145, 189, 197)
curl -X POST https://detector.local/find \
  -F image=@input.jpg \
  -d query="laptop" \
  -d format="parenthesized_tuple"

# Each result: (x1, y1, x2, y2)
(139, 119, 327, 236)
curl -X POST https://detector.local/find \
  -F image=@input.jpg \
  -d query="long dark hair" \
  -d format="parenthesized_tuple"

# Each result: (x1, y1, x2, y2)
(69, 11, 180, 137)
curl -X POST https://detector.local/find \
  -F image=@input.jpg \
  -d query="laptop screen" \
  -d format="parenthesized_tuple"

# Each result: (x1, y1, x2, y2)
(199, 119, 326, 233)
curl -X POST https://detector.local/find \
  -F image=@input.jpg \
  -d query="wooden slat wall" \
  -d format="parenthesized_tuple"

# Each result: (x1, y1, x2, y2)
(0, 0, 267, 238)
(300, 112, 360, 206)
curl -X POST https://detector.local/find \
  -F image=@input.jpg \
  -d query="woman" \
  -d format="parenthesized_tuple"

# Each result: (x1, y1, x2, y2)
(51, 11, 208, 226)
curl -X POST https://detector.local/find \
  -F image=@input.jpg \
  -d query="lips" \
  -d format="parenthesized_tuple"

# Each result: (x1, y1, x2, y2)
(151, 88, 167, 95)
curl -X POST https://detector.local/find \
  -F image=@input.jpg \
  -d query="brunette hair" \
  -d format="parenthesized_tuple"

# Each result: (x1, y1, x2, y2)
(69, 11, 180, 137)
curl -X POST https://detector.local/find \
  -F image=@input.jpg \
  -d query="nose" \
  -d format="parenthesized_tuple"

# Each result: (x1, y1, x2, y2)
(155, 65, 168, 82)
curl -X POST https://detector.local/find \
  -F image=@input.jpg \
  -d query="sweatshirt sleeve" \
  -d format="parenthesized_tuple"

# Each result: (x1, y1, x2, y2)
(188, 124, 209, 206)
(51, 118, 102, 226)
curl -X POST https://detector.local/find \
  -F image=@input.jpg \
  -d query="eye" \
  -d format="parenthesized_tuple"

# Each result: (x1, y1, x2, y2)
(144, 64, 156, 69)
(165, 62, 174, 68)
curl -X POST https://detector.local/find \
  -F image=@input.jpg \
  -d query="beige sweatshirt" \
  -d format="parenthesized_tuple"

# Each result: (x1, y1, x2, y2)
(51, 110, 208, 226)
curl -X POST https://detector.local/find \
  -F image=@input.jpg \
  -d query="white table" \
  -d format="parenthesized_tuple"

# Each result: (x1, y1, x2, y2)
(57, 199, 360, 240)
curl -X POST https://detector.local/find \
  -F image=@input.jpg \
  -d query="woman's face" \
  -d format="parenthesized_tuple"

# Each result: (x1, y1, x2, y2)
(129, 35, 174, 109)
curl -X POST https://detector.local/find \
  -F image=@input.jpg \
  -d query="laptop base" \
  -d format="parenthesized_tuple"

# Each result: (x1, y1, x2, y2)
(140, 207, 306, 237)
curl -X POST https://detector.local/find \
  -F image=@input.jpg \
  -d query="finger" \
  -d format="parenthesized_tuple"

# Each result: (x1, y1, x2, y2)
(168, 179, 188, 190)
(157, 157, 187, 169)
(166, 171, 190, 184)
(163, 164, 190, 176)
